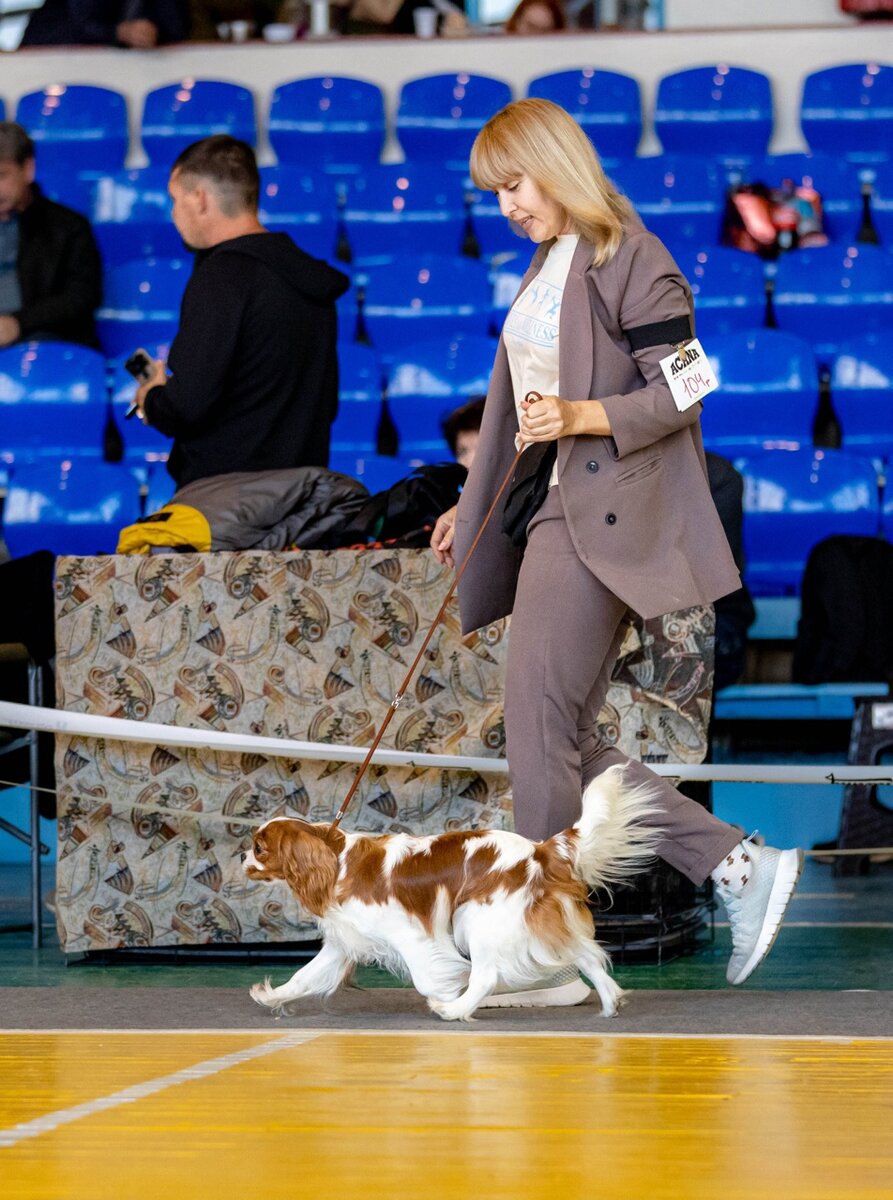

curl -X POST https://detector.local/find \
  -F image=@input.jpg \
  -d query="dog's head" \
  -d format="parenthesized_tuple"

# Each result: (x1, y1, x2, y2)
(242, 818, 340, 916)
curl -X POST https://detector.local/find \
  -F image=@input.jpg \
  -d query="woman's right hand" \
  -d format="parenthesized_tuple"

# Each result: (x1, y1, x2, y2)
(430, 505, 458, 568)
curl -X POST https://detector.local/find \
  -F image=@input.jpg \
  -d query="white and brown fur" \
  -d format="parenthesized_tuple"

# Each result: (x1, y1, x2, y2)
(243, 764, 662, 1022)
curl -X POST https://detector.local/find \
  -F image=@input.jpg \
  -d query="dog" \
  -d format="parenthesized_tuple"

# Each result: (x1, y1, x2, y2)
(243, 764, 662, 1022)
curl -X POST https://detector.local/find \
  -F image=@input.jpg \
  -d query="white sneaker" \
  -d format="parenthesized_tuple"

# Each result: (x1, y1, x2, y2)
(714, 839, 804, 985)
(477, 965, 591, 1009)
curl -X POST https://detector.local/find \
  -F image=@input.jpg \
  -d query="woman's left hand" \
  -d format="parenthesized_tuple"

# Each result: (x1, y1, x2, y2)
(519, 393, 576, 443)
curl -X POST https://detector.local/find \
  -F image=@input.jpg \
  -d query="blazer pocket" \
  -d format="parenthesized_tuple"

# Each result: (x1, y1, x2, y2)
(615, 455, 662, 486)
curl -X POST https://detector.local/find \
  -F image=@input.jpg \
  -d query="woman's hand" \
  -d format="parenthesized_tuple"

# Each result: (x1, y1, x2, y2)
(430, 505, 458, 568)
(519, 393, 576, 443)
(520, 394, 611, 442)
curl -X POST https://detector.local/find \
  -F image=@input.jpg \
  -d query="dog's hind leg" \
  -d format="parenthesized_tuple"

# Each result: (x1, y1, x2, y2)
(574, 941, 626, 1017)
(250, 941, 351, 1015)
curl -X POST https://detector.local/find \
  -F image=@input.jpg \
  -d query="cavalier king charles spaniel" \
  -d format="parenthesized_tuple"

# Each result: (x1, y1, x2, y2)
(243, 764, 661, 1022)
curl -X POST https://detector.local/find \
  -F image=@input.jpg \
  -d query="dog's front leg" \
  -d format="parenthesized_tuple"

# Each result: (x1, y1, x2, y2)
(427, 960, 499, 1022)
(250, 941, 350, 1016)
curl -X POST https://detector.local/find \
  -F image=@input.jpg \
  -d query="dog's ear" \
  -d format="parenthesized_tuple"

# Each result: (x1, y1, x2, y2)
(280, 829, 339, 916)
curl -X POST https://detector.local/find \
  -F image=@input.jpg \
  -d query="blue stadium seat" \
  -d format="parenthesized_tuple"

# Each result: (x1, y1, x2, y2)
(328, 452, 418, 494)
(34, 169, 93, 217)
(654, 66, 773, 164)
(141, 80, 256, 166)
(672, 246, 768, 338)
(772, 244, 893, 361)
(267, 76, 385, 175)
(396, 74, 512, 169)
(701, 329, 819, 452)
(454, 178, 530, 260)
(3, 459, 143, 558)
(831, 333, 893, 460)
(386, 334, 497, 453)
(86, 168, 183, 266)
(800, 62, 893, 166)
(97, 258, 190, 357)
(359, 256, 494, 354)
(526, 69, 642, 159)
(610, 155, 725, 247)
(867, 161, 893, 244)
(110, 353, 174, 463)
(0, 341, 108, 459)
(489, 252, 533, 318)
(734, 446, 880, 595)
(330, 343, 382, 452)
(738, 153, 864, 245)
(258, 166, 337, 259)
(341, 166, 467, 260)
(16, 85, 128, 173)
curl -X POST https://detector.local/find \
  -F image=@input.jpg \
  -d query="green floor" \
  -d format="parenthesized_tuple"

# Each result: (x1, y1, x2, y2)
(1, 861, 890, 993)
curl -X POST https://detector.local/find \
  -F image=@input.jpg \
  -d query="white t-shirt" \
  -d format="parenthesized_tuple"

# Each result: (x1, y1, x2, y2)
(503, 233, 579, 485)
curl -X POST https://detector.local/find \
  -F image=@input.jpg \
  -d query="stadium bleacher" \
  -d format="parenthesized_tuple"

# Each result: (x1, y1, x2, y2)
(0, 58, 890, 581)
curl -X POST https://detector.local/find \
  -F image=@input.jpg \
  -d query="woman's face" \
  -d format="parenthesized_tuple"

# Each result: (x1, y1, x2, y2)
(511, 2, 558, 35)
(494, 175, 570, 242)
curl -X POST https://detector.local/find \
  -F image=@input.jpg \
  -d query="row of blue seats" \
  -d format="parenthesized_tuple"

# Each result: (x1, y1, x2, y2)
(38, 153, 893, 272)
(2, 328, 892, 463)
(3, 63, 892, 174)
(1, 447, 890, 599)
(89, 243, 893, 361)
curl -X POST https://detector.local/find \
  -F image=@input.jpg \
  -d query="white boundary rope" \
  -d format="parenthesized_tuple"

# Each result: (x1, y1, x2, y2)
(3, 699, 892, 854)
(5, 698, 893, 786)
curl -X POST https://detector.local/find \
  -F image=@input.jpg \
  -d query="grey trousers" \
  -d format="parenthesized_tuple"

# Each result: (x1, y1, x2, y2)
(503, 486, 742, 885)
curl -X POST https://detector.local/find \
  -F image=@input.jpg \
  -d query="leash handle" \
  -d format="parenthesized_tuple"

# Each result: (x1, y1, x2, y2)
(328, 399, 543, 831)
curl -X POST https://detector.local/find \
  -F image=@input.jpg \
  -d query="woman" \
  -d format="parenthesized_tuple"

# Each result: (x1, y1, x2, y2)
(505, 0, 566, 35)
(431, 99, 802, 1004)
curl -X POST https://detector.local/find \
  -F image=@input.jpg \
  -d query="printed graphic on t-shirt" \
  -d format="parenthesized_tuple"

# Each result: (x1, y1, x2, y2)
(504, 277, 564, 348)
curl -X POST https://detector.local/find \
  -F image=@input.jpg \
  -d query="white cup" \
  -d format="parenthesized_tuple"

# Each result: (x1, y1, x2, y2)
(413, 6, 438, 37)
(230, 19, 251, 41)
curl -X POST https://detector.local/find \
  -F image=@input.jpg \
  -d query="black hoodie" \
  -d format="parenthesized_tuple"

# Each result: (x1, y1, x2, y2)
(144, 232, 349, 489)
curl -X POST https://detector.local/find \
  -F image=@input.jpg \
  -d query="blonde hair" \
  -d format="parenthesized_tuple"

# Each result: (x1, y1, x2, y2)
(470, 97, 634, 266)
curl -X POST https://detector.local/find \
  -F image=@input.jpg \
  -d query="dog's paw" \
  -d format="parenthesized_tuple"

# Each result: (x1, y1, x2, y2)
(428, 997, 476, 1023)
(599, 988, 628, 1018)
(249, 978, 277, 1009)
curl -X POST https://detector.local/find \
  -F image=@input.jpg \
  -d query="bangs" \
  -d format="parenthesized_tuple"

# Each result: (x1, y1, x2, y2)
(469, 131, 525, 193)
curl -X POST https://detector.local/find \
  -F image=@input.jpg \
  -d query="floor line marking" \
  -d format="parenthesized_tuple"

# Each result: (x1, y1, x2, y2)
(0, 1030, 319, 1149)
(0, 1029, 889, 1043)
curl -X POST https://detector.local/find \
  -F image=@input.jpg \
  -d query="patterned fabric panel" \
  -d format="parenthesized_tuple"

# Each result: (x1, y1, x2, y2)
(53, 550, 714, 951)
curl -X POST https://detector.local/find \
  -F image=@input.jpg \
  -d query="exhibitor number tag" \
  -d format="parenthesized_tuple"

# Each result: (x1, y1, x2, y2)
(659, 338, 718, 413)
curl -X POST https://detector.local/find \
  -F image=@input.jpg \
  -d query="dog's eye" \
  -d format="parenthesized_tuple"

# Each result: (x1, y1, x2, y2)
(253, 841, 263, 857)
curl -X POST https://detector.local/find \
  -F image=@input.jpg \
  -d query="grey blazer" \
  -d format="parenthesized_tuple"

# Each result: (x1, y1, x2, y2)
(453, 226, 741, 634)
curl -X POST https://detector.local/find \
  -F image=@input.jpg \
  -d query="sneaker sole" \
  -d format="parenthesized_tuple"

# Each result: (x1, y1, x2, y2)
(728, 847, 805, 986)
(478, 979, 592, 1009)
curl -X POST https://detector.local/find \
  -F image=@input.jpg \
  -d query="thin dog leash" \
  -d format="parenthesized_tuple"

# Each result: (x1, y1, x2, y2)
(327, 392, 542, 831)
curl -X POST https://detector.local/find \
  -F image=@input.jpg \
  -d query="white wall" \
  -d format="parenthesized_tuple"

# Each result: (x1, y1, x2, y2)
(664, 0, 854, 29)
(0, 24, 887, 162)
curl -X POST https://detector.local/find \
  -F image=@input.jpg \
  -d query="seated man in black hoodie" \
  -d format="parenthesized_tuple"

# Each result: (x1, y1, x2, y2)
(134, 135, 349, 489)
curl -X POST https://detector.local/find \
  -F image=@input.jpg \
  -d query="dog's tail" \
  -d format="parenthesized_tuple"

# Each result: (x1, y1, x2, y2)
(570, 764, 664, 893)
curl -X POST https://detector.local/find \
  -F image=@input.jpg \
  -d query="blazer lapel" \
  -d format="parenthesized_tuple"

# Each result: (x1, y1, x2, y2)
(557, 239, 596, 474)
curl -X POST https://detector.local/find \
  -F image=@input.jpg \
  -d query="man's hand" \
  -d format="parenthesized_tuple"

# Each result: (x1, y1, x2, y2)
(116, 19, 160, 48)
(0, 315, 21, 347)
(134, 358, 168, 421)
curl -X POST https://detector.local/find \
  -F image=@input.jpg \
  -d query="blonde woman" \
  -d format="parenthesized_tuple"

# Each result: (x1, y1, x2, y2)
(431, 99, 802, 1004)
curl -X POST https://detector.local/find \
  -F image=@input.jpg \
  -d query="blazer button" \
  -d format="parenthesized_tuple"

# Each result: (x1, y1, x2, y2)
(605, 512, 617, 526)
(586, 460, 599, 473)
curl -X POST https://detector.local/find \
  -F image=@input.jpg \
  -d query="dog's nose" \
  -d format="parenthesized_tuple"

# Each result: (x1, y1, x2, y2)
(240, 852, 247, 863)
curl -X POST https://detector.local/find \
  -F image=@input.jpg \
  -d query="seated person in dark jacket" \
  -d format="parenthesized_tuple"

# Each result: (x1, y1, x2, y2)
(133, 135, 350, 489)
(0, 123, 102, 349)
(20, 0, 186, 47)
